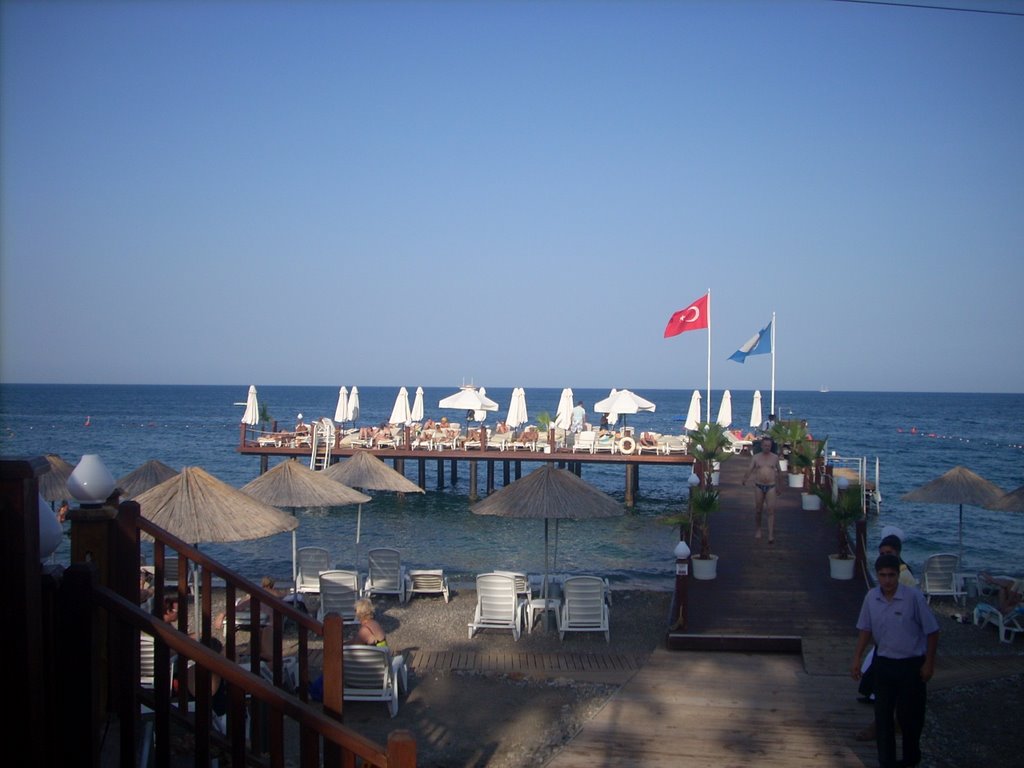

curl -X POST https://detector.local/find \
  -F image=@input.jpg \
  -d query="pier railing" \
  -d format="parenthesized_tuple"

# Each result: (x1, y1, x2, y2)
(3, 457, 415, 768)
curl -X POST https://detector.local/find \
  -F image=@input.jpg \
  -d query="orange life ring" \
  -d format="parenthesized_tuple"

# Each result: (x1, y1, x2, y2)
(618, 437, 636, 455)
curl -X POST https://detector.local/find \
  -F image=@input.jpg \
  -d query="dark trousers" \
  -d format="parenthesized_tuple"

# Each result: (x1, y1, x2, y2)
(873, 655, 926, 768)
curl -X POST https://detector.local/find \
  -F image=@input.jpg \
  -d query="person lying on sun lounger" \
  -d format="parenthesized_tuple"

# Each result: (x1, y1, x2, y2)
(979, 572, 1023, 614)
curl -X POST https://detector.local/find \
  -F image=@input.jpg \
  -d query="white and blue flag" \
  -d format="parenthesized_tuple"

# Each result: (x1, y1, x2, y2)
(729, 320, 773, 363)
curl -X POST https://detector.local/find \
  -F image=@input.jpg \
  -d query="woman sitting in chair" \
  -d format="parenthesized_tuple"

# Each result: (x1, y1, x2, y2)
(347, 598, 388, 647)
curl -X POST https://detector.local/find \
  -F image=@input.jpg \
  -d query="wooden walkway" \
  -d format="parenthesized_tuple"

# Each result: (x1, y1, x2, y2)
(543, 458, 1022, 768)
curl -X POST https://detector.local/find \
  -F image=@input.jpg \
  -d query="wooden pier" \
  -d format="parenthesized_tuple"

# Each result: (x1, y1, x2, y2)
(237, 426, 695, 507)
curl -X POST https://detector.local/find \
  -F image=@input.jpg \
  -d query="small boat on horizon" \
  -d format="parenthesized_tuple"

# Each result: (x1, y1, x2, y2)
(819, 386, 830, 393)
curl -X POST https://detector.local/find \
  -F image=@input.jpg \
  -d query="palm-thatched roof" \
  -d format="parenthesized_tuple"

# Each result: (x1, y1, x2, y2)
(134, 466, 298, 544)
(471, 464, 623, 520)
(901, 466, 1004, 507)
(241, 459, 370, 508)
(321, 450, 424, 494)
(985, 484, 1024, 513)
(39, 454, 75, 502)
(117, 459, 180, 500)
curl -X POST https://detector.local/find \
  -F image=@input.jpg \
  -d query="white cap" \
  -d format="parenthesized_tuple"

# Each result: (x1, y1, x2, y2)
(881, 525, 905, 542)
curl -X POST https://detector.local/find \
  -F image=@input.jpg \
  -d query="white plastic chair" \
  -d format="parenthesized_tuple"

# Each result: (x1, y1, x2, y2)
(365, 548, 408, 603)
(342, 645, 407, 718)
(921, 553, 964, 605)
(406, 569, 450, 603)
(296, 547, 332, 594)
(558, 575, 611, 642)
(468, 572, 525, 641)
(317, 569, 362, 621)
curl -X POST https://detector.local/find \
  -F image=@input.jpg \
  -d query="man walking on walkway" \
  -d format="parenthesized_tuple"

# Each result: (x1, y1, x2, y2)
(850, 554, 939, 768)
(742, 436, 781, 542)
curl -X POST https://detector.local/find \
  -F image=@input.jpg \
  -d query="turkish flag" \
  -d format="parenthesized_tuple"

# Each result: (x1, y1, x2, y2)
(663, 294, 709, 338)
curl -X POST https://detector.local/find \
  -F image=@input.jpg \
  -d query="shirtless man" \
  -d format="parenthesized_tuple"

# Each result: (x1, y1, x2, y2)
(743, 436, 782, 542)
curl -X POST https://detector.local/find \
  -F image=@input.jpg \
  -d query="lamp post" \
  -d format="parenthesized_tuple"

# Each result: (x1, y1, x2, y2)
(670, 539, 691, 631)
(65, 454, 119, 725)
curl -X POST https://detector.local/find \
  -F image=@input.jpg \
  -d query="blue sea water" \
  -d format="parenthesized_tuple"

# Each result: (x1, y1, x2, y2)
(2, 384, 1022, 587)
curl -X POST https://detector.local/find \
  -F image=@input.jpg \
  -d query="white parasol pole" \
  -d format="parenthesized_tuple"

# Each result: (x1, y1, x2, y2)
(705, 289, 712, 422)
(770, 311, 776, 417)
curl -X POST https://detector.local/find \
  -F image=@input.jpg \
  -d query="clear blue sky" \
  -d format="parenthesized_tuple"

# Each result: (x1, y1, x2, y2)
(2, 1, 1022, 393)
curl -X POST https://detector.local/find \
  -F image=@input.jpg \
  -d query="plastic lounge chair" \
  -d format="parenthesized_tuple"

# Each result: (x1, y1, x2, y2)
(468, 572, 525, 641)
(636, 432, 662, 455)
(296, 547, 332, 595)
(723, 431, 753, 455)
(342, 645, 407, 717)
(405, 569, 450, 603)
(558, 575, 611, 642)
(921, 553, 964, 605)
(317, 569, 362, 621)
(365, 547, 408, 603)
(658, 435, 689, 456)
(973, 603, 1024, 644)
(572, 431, 596, 453)
(594, 433, 617, 454)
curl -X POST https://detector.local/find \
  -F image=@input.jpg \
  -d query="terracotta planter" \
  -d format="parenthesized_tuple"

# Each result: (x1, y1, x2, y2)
(829, 554, 855, 580)
(692, 554, 719, 580)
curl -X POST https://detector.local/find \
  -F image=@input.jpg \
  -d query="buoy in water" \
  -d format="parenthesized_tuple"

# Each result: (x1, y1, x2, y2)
(84, 416, 91, 427)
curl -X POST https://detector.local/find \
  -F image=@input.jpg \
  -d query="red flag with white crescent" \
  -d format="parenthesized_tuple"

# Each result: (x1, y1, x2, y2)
(663, 293, 709, 338)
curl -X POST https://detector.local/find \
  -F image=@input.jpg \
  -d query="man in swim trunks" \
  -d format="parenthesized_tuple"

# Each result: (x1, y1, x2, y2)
(743, 436, 782, 542)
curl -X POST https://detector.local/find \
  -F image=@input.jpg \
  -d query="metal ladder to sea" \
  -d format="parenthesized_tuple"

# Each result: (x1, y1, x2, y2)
(309, 419, 334, 470)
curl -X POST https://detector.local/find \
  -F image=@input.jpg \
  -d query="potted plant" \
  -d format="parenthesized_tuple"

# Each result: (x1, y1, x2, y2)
(535, 411, 552, 451)
(818, 483, 863, 579)
(768, 420, 805, 473)
(688, 421, 731, 486)
(688, 486, 720, 579)
(791, 436, 828, 503)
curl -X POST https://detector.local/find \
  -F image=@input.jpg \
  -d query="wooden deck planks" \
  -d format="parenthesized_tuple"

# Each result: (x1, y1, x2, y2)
(546, 650, 876, 768)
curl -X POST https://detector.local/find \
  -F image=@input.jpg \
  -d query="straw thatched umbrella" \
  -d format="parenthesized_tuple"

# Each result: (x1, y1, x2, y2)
(241, 459, 370, 578)
(471, 465, 624, 627)
(135, 466, 300, 629)
(117, 459, 179, 500)
(241, 459, 370, 509)
(984, 484, 1024, 513)
(39, 454, 75, 504)
(321, 450, 423, 547)
(900, 466, 1005, 563)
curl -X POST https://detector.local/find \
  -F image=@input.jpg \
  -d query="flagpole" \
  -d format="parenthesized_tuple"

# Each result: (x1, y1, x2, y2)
(706, 289, 712, 422)
(770, 310, 776, 417)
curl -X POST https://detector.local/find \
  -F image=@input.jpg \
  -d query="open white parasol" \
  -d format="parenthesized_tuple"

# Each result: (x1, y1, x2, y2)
(593, 388, 656, 430)
(438, 385, 499, 416)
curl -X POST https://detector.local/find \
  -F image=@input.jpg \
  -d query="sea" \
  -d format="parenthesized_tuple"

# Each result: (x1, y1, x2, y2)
(2, 384, 1022, 589)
